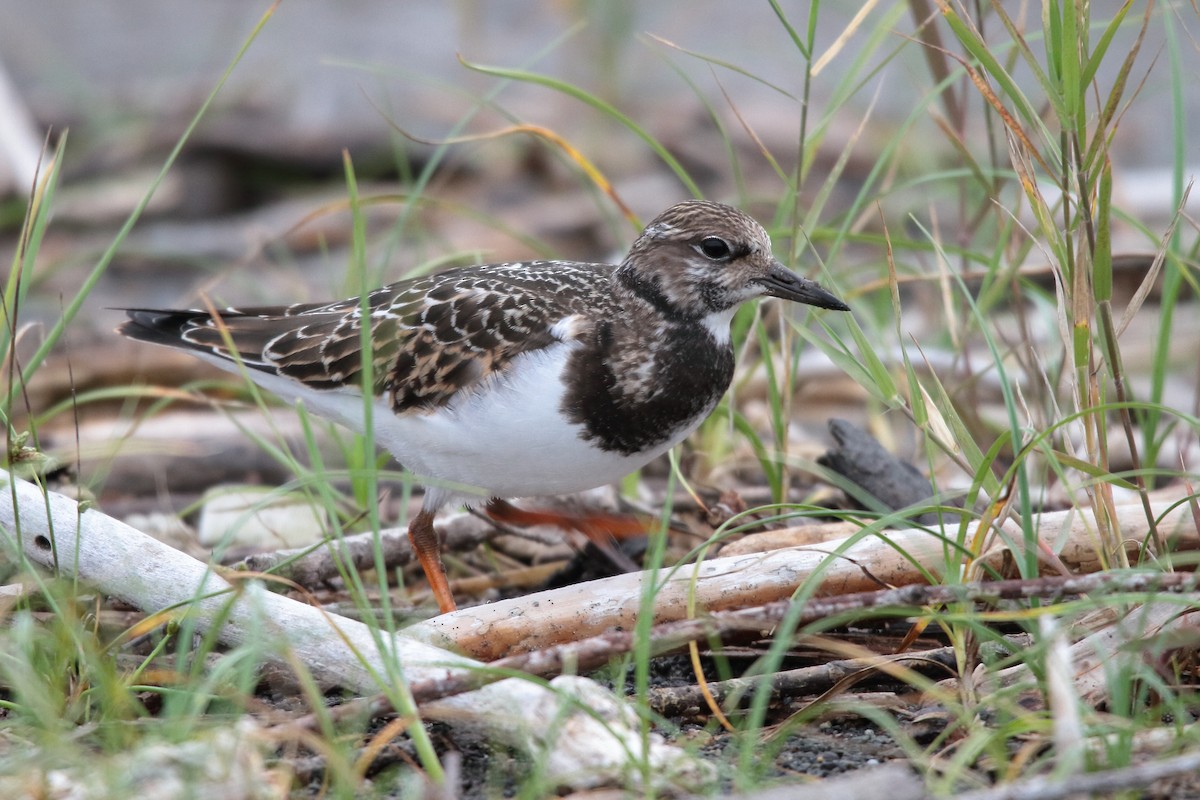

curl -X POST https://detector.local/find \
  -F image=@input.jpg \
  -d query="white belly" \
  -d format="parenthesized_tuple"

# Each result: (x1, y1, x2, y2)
(201, 344, 707, 503)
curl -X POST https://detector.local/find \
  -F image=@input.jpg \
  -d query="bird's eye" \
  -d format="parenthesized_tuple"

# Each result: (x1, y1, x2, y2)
(698, 236, 732, 260)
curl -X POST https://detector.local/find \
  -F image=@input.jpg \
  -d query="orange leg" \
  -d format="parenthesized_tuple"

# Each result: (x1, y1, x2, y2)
(484, 498, 648, 544)
(407, 508, 457, 614)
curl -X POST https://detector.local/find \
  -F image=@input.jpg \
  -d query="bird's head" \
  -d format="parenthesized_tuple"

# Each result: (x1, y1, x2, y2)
(618, 200, 848, 321)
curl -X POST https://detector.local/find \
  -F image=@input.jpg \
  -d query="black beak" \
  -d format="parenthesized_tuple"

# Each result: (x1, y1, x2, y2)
(758, 262, 849, 311)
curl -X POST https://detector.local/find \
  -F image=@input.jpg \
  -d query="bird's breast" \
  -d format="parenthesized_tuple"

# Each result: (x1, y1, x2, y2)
(559, 320, 735, 455)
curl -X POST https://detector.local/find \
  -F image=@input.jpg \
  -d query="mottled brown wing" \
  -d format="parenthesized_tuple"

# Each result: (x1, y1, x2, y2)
(273, 264, 611, 412)
(120, 262, 612, 413)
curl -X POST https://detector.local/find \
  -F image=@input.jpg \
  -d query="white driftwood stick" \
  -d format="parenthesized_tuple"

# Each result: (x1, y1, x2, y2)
(412, 501, 1197, 660)
(0, 54, 41, 194)
(1, 472, 473, 682)
(0, 470, 709, 790)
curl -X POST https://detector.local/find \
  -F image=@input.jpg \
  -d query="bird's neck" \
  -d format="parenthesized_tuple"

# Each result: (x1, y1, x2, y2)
(614, 263, 696, 324)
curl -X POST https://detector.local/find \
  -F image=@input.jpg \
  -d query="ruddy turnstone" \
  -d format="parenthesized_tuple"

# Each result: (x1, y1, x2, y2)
(118, 200, 848, 613)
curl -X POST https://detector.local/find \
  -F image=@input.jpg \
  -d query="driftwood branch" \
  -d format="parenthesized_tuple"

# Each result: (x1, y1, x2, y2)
(0, 53, 41, 195)
(286, 564, 1200, 733)
(379, 573, 1196, 714)
(410, 500, 1199, 660)
(817, 418, 951, 525)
